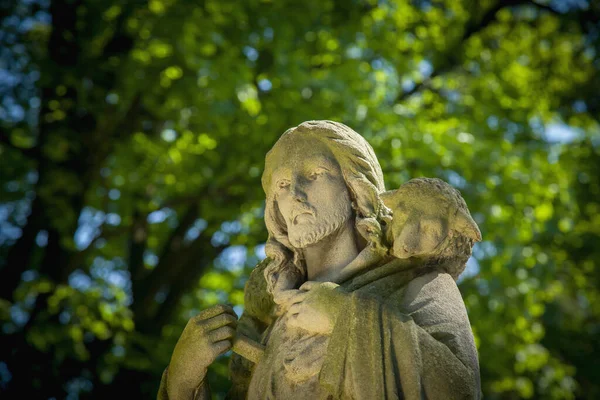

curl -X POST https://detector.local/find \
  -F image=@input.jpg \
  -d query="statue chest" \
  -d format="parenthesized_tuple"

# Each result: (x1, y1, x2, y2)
(247, 311, 331, 399)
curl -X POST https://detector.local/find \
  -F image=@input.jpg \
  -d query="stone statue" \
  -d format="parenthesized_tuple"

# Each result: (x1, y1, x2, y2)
(158, 120, 482, 399)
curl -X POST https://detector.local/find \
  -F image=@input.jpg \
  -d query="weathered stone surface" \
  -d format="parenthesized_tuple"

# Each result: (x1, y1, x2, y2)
(159, 120, 482, 399)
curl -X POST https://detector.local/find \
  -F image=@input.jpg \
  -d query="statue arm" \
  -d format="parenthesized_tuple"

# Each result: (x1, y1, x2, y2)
(157, 366, 211, 400)
(158, 259, 274, 400)
(320, 271, 481, 400)
(156, 312, 264, 400)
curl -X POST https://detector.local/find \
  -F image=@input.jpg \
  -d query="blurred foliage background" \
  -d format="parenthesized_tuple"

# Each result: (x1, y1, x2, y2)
(0, 0, 599, 398)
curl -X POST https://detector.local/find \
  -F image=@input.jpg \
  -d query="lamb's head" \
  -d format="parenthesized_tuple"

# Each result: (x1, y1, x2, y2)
(381, 178, 481, 280)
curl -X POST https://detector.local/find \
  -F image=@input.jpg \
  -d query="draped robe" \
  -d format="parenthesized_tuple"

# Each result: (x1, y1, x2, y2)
(159, 255, 482, 400)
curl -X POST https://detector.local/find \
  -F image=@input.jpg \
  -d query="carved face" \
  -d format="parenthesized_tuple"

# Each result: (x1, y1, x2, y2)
(267, 135, 353, 249)
(383, 188, 451, 259)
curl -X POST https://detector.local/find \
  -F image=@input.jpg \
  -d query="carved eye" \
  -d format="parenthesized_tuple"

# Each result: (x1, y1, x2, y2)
(309, 168, 326, 180)
(422, 219, 443, 240)
(277, 180, 290, 189)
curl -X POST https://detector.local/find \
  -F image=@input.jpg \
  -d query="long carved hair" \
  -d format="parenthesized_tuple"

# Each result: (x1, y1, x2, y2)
(260, 120, 393, 295)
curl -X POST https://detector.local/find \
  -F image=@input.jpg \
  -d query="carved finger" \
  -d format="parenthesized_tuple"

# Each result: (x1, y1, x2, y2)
(201, 313, 237, 331)
(300, 281, 338, 291)
(299, 281, 320, 291)
(276, 290, 308, 307)
(273, 289, 301, 305)
(195, 304, 236, 321)
(287, 303, 302, 315)
(209, 325, 236, 342)
(287, 313, 300, 328)
(212, 340, 232, 356)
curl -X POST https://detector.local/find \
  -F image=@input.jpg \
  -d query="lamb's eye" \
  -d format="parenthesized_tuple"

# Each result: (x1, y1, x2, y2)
(422, 219, 443, 238)
(309, 168, 326, 180)
(277, 180, 290, 189)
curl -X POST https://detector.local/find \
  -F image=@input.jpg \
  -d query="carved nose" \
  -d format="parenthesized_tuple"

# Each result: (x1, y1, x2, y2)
(290, 182, 307, 203)
(293, 191, 306, 203)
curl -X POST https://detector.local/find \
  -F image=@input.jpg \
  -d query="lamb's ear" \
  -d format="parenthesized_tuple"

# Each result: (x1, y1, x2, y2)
(454, 209, 482, 241)
(379, 189, 399, 210)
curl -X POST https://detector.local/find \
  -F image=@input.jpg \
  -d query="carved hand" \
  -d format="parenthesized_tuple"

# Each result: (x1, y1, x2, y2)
(167, 304, 237, 399)
(286, 281, 347, 335)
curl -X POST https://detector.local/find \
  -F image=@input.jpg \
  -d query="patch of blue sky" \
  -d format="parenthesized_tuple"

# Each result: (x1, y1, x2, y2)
(221, 220, 242, 234)
(35, 229, 48, 247)
(476, 279, 490, 296)
(26, 170, 38, 184)
(457, 257, 480, 284)
(0, 203, 13, 220)
(144, 250, 159, 268)
(69, 270, 93, 291)
(487, 115, 499, 130)
(0, 361, 13, 387)
(34, 8, 52, 23)
(65, 376, 93, 400)
(90, 257, 114, 279)
(550, 0, 588, 13)
(543, 123, 584, 144)
(572, 100, 587, 113)
(346, 45, 362, 59)
(254, 243, 266, 260)
(217, 245, 247, 273)
(184, 218, 208, 244)
(154, 289, 167, 304)
(4, 104, 24, 122)
(258, 78, 272, 92)
(243, 46, 258, 62)
(10, 305, 28, 327)
(371, 59, 383, 69)
(105, 213, 121, 226)
(21, 270, 37, 282)
(418, 60, 433, 78)
(105, 270, 130, 289)
(161, 128, 177, 142)
(59, 310, 71, 325)
(108, 188, 120, 200)
(445, 170, 467, 189)
(264, 27, 274, 41)
(472, 241, 497, 260)
(211, 231, 230, 247)
(74, 224, 98, 250)
(0, 223, 22, 245)
(0, 69, 20, 89)
(147, 208, 173, 224)
(233, 305, 244, 317)
(401, 79, 415, 92)
(444, 90, 461, 103)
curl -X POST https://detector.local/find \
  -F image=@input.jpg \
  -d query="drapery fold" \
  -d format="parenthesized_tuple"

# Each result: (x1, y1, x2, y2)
(158, 258, 481, 400)
(320, 270, 481, 400)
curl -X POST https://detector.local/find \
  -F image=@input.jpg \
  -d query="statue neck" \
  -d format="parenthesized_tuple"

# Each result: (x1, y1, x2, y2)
(302, 218, 359, 281)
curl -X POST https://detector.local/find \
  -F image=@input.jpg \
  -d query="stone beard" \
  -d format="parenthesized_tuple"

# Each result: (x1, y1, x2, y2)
(283, 188, 353, 249)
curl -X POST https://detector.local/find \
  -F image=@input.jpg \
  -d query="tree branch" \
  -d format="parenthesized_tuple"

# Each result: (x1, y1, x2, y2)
(526, 0, 562, 16)
(394, 0, 529, 104)
(152, 241, 228, 333)
(0, 196, 43, 301)
(131, 206, 199, 323)
(128, 207, 149, 282)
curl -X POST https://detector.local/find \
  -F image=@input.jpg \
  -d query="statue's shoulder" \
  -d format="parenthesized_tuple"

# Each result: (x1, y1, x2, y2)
(243, 258, 275, 325)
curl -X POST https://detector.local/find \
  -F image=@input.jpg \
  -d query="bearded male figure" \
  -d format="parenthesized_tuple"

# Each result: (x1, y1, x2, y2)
(158, 120, 482, 400)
